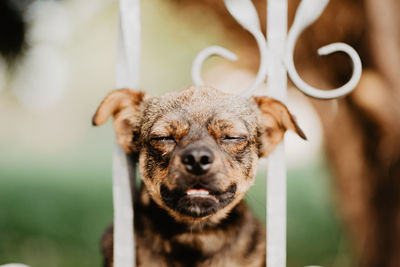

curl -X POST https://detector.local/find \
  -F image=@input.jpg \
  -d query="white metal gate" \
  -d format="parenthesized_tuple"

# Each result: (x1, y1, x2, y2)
(1, 0, 361, 267)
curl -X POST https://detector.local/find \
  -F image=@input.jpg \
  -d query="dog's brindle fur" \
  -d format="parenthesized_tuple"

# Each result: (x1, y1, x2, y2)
(93, 86, 306, 267)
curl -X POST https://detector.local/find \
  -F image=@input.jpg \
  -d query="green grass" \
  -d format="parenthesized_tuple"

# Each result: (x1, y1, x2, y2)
(0, 166, 113, 267)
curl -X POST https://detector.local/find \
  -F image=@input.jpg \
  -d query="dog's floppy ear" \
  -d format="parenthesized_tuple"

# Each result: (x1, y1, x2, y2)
(92, 89, 146, 153)
(252, 96, 307, 158)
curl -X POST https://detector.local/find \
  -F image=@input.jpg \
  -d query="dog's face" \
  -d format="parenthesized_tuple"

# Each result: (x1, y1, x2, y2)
(93, 86, 305, 223)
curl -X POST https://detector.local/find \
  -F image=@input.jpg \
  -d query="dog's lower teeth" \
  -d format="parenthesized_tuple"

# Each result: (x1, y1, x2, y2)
(186, 189, 210, 196)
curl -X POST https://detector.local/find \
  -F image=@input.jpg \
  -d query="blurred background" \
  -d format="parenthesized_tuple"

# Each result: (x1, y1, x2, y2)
(2, 0, 399, 266)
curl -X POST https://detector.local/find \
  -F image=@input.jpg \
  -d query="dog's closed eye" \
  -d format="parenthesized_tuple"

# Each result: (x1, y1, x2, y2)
(149, 135, 177, 153)
(221, 135, 248, 143)
(150, 136, 176, 143)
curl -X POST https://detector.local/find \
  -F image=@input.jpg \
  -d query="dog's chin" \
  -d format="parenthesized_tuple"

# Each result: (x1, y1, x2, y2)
(160, 183, 237, 218)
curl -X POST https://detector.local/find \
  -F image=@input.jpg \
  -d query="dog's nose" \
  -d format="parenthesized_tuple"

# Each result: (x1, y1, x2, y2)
(181, 147, 214, 175)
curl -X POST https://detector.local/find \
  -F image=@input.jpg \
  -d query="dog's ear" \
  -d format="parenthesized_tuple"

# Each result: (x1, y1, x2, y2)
(252, 96, 307, 158)
(92, 89, 146, 153)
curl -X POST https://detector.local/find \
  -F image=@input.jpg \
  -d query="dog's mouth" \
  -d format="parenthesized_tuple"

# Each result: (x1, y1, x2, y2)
(186, 188, 218, 201)
(160, 183, 237, 218)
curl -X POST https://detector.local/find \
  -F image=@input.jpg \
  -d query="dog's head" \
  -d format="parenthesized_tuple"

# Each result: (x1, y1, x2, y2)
(93, 86, 306, 223)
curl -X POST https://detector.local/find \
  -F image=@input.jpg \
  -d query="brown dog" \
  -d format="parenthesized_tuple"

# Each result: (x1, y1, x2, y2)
(93, 86, 306, 267)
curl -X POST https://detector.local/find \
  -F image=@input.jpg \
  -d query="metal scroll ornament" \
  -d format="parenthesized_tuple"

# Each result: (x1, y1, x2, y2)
(191, 0, 362, 99)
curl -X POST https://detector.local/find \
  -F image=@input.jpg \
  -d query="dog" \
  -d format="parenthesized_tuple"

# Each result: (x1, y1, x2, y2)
(93, 86, 306, 267)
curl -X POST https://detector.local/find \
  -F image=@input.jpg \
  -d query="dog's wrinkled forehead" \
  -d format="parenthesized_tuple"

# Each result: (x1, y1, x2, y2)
(93, 85, 305, 155)
(141, 86, 258, 134)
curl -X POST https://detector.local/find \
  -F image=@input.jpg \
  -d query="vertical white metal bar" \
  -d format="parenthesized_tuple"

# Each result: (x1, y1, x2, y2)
(117, 0, 141, 90)
(114, 0, 141, 267)
(266, 0, 288, 267)
(112, 145, 136, 267)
